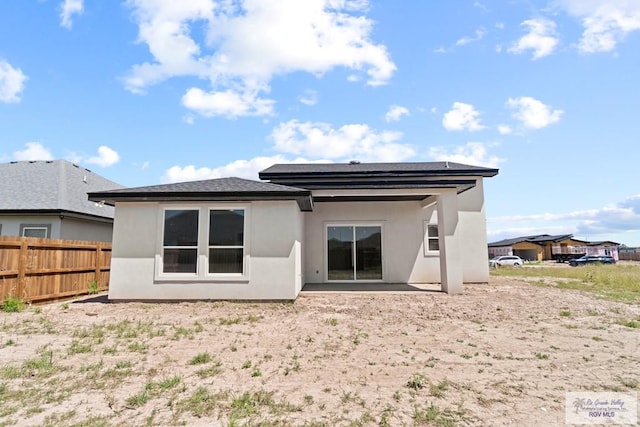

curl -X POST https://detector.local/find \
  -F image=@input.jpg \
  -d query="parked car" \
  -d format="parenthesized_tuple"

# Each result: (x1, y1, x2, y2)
(489, 255, 524, 268)
(569, 255, 616, 266)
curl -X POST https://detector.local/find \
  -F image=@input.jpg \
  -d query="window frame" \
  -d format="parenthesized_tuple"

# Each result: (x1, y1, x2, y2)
(155, 204, 249, 282)
(423, 220, 440, 256)
(20, 224, 51, 238)
(207, 208, 246, 276)
(160, 208, 200, 276)
(324, 221, 384, 283)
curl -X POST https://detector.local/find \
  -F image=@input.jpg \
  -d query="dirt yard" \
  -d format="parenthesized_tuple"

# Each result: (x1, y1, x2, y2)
(0, 276, 638, 426)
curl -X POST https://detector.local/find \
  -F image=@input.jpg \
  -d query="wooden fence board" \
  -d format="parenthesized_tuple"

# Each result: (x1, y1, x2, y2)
(0, 236, 111, 303)
(620, 253, 640, 262)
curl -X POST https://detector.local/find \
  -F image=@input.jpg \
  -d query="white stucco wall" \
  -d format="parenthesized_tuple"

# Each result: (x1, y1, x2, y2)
(457, 180, 491, 282)
(108, 200, 304, 301)
(304, 201, 443, 283)
(303, 179, 491, 285)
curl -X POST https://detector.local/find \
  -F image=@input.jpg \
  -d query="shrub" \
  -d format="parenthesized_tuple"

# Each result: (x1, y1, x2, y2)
(2, 296, 25, 313)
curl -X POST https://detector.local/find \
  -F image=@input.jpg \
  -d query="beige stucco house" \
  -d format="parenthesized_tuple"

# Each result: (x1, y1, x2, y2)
(488, 234, 620, 262)
(89, 161, 498, 301)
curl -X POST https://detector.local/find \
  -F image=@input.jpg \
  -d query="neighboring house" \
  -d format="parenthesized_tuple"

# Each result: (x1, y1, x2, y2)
(0, 160, 124, 242)
(585, 241, 620, 260)
(488, 234, 619, 262)
(89, 161, 499, 301)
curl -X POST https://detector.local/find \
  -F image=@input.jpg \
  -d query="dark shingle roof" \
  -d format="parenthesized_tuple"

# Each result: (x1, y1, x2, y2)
(88, 177, 313, 210)
(0, 160, 124, 219)
(489, 234, 578, 247)
(92, 177, 308, 196)
(260, 161, 499, 178)
(259, 161, 498, 192)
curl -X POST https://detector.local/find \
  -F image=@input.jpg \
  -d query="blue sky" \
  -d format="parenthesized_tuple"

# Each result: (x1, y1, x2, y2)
(1, 0, 639, 246)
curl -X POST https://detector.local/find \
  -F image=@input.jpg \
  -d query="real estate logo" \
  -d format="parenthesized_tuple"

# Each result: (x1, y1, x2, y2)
(566, 392, 637, 425)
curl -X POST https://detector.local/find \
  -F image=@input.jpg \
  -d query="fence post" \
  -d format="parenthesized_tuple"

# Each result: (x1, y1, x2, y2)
(95, 242, 102, 287)
(17, 238, 28, 299)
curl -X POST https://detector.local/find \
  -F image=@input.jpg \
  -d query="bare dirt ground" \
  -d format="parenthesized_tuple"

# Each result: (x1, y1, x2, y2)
(0, 276, 639, 426)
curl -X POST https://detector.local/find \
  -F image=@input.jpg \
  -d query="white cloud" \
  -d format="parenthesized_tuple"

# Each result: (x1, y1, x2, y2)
(497, 125, 513, 135)
(508, 18, 559, 59)
(13, 142, 54, 161)
(181, 87, 275, 118)
(0, 60, 27, 103)
(298, 89, 318, 106)
(442, 102, 485, 132)
(60, 0, 84, 29)
(384, 105, 410, 122)
(473, 1, 489, 12)
(162, 117, 416, 183)
(162, 155, 318, 182)
(558, 0, 640, 53)
(271, 120, 415, 162)
(456, 27, 487, 46)
(507, 96, 563, 129)
(86, 145, 120, 167)
(427, 142, 504, 169)
(487, 194, 640, 244)
(125, 0, 395, 117)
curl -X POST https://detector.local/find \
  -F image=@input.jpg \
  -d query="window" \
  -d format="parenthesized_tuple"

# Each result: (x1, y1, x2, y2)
(20, 224, 51, 238)
(209, 209, 244, 274)
(326, 224, 382, 281)
(427, 224, 439, 251)
(423, 220, 439, 255)
(162, 209, 199, 273)
(158, 206, 247, 279)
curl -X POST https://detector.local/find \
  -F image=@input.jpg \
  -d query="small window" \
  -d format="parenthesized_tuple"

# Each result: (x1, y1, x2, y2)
(423, 220, 440, 255)
(209, 209, 244, 274)
(427, 224, 439, 251)
(162, 209, 199, 273)
(20, 224, 50, 238)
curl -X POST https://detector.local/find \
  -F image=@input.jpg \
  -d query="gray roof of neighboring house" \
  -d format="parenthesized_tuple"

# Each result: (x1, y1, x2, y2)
(88, 177, 314, 211)
(0, 160, 124, 219)
(488, 234, 576, 247)
(586, 240, 620, 246)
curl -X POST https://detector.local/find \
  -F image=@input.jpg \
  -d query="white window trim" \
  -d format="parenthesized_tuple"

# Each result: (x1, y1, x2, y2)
(206, 208, 247, 278)
(21, 224, 51, 238)
(423, 220, 440, 256)
(324, 221, 384, 283)
(154, 204, 250, 283)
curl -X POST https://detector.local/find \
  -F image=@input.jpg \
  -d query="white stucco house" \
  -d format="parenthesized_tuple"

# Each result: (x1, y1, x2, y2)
(88, 161, 498, 301)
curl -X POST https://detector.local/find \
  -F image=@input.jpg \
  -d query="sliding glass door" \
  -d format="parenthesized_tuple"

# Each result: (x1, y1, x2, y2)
(327, 225, 382, 281)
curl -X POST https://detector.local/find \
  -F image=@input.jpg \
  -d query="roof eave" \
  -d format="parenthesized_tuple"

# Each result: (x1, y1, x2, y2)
(88, 192, 314, 211)
(259, 169, 499, 181)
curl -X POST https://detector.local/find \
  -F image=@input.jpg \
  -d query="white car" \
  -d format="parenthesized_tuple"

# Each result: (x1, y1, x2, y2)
(489, 255, 524, 268)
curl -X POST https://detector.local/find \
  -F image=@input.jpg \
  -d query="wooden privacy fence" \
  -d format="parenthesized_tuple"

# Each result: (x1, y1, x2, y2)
(619, 252, 640, 262)
(0, 236, 110, 303)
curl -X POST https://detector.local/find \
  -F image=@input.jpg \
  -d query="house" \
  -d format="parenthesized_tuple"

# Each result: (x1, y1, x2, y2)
(0, 160, 124, 242)
(585, 241, 620, 260)
(88, 161, 499, 301)
(488, 234, 619, 262)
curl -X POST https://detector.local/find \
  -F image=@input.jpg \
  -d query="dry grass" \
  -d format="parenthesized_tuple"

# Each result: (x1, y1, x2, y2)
(0, 275, 638, 426)
(491, 262, 640, 303)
